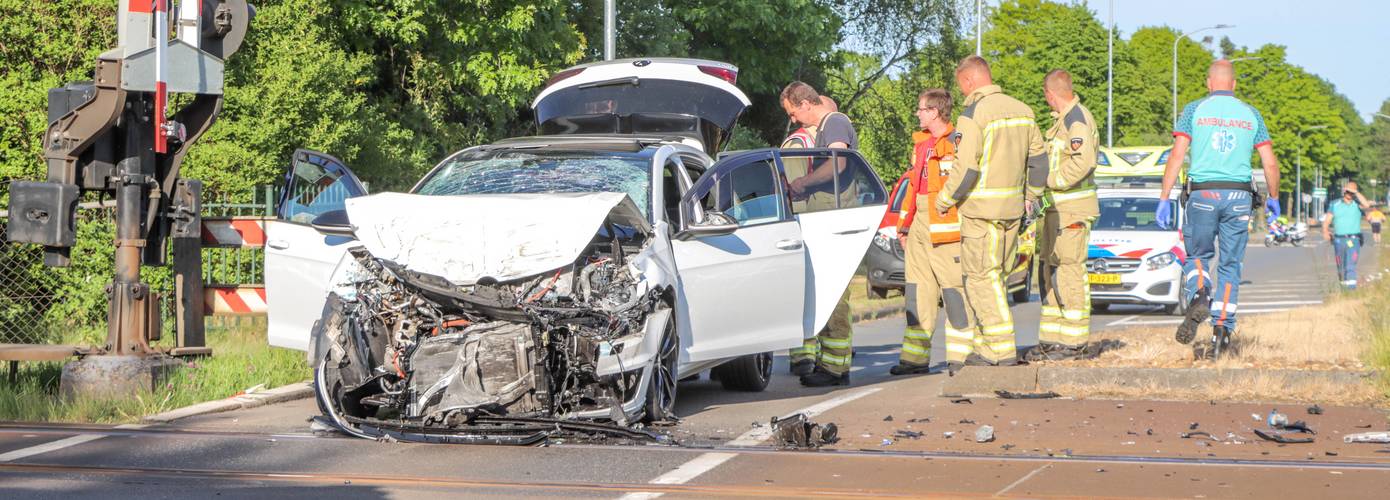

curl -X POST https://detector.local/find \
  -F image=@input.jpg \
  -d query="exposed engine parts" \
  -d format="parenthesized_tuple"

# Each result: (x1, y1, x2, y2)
(316, 229, 663, 443)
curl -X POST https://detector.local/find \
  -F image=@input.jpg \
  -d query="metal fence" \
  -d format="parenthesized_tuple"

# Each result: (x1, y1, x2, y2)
(0, 186, 277, 345)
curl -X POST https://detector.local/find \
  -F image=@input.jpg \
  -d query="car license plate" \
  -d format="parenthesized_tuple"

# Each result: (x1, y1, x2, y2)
(1088, 273, 1121, 285)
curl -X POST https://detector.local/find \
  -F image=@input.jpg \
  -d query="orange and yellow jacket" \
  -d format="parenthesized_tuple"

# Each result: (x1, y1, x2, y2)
(900, 125, 962, 245)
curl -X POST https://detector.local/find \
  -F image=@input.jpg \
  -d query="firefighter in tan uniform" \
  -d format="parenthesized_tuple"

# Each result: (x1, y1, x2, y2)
(783, 96, 838, 376)
(780, 82, 858, 387)
(1028, 70, 1101, 361)
(935, 56, 1048, 369)
(891, 88, 977, 374)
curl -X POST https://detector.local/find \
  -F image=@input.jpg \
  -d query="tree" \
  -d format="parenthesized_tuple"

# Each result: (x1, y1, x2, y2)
(1125, 26, 1215, 141)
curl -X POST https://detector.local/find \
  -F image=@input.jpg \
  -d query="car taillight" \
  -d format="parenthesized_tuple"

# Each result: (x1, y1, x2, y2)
(544, 67, 585, 88)
(699, 65, 737, 85)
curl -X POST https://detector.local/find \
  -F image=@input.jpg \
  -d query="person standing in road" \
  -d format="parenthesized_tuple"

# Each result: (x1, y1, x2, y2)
(1323, 181, 1370, 289)
(1157, 60, 1282, 360)
(782, 95, 838, 376)
(1368, 205, 1384, 244)
(1027, 70, 1100, 362)
(891, 88, 977, 374)
(935, 56, 1048, 370)
(780, 81, 859, 387)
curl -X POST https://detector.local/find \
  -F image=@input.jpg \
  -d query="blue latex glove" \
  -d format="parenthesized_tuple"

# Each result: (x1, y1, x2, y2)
(1265, 198, 1281, 219)
(1156, 200, 1174, 230)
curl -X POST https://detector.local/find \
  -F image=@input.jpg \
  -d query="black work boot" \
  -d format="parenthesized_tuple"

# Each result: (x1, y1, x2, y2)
(790, 358, 815, 377)
(1023, 343, 1059, 362)
(889, 362, 933, 376)
(800, 367, 849, 387)
(946, 361, 964, 377)
(1211, 325, 1233, 358)
(1176, 288, 1211, 345)
(964, 353, 995, 366)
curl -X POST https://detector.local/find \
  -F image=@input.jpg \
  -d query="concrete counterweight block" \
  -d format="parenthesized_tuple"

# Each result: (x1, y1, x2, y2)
(60, 355, 183, 400)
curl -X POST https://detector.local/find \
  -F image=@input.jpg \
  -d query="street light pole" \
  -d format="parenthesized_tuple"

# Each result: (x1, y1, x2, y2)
(976, 0, 982, 56)
(1107, 0, 1114, 147)
(1172, 24, 1232, 128)
(603, 0, 615, 61)
(1296, 124, 1329, 223)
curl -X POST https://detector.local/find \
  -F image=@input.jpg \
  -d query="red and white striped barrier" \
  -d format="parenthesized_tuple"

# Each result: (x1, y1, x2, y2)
(201, 218, 267, 248)
(204, 286, 267, 316)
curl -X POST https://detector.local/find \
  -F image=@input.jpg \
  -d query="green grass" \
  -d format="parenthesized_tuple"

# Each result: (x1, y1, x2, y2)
(1365, 248, 1390, 401)
(0, 319, 309, 423)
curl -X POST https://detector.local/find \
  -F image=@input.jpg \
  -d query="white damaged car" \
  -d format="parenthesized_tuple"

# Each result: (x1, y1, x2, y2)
(263, 59, 887, 443)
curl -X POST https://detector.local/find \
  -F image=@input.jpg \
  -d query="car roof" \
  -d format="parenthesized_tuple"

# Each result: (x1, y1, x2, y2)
(483, 135, 694, 155)
(1097, 187, 1180, 199)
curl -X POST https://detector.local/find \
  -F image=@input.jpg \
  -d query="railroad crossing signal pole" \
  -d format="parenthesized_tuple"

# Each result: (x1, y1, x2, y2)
(4, 1, 253, 397)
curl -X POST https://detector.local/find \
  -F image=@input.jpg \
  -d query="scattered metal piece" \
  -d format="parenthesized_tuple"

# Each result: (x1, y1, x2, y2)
(1266, 410, 1289, 428)
(959, 419, 976, 424)
(1343, 432, 1390, 444)
(1189, 422, 1200, 430)
(1181, 431, 1217, 441)
(1001, 444, 1015, 451)
(894, 430, 924, 440)
(1283, 421, 1316, 434)
(770, 413, 838, 449)
(1354, 424, 1374, 429)
(880, 438, 893, 446)
(975, 425, 995, 443)
(1254, 428, 1314, 444)
(1146, 429, 1154, 436)
(993, 390, 1059, 399)
(1325, 451, 1339, 456)
(943, 431, 955, 439)
(907, 417, 930, 423)
(950, 398, 973, 404)
(883, 415, 893, 422)
(1307, 404, 1324, 415)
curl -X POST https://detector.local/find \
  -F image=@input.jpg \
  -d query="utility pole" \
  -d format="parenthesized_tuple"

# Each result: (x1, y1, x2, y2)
(1106, 0, 1113, 147)
(604, 0, 616, 61)
(976, 0, 983, 56)
(1297, 125, 1329, 223)
(3, 0, 254, 398)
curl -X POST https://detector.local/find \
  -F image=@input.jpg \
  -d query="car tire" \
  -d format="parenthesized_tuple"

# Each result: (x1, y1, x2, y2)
(643, 310, 679, 424)
(1092, 303, 1110, 313)
(867, 282, 889, 300)
(1164, 300, 1185, 316)
(1292, 237, 1303, 247)
(713, 351, 773, 392)
(1010, 267, 1032, 304)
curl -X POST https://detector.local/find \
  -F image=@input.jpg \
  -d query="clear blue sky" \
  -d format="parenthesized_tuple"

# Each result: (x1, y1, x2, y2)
(975, 1, 1390, 122)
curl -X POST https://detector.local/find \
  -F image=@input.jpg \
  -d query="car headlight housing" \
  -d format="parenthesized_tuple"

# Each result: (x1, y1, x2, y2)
(872, 233, 893, 252)
(1145, 251, 1176, 271)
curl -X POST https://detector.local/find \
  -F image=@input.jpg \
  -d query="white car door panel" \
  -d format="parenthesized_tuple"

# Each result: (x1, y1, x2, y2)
(671, 152, 806, 362)
(777, 149, 889, 338)
(265, 149, 367, 351)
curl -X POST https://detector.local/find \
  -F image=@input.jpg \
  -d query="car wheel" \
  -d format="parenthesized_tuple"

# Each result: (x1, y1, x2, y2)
(312, 295, 374, 439)
(1092, 303, 1110, 313)
(1291, 236, 1303, 247)
(1263, 237, 1274, 247)
(1010, 267, 1032, 304)
(1163, 300, 1184, 316)
(643, 312, 679, 424)
(867, 282, 889, 300)
(712, 351, 773, 392)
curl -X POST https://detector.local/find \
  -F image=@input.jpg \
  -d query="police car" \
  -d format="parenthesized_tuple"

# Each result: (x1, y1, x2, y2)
(1088, 182, 1186, 315)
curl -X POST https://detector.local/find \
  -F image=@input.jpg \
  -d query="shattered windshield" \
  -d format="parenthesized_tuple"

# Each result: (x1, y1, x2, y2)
(415, 150, 652, 218)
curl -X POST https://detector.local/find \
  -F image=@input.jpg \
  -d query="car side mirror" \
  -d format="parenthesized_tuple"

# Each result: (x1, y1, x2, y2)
(675, 211, 738, 241)
(309, 209, 355, 238)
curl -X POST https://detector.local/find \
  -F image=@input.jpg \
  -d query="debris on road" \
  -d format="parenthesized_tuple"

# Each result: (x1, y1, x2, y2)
(1342, 432, 1390, 444)
(883, 415, 893, 422)
(975, 425, 995, 443)
(770, 413, 839, 449)
(1189, 422, 1200, 430)
(1266, 409, 1289, 428)
(894, 430, 924, 440)
(907, 417, 931, 423)
(950, 398, 973, 404)
(994, 390, 1060, 400)
(1181, 431, 1218, 441)
(1254, 428, 1314, 444)
(959, 418, 976, 424)
(1281, 421, 1316, 434)
(943, 431, 955, 439)
(1307, 404, 1324, 415)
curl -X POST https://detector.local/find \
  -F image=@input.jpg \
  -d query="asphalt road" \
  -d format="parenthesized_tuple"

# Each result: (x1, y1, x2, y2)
(0, 238, 1383, 498)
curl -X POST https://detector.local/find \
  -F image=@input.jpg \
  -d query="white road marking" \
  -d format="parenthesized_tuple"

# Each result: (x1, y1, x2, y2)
(618, 388, 882, 499)
(0, 424, 145, 463)
(1231, 300, 1323, 306)
(994, 462, 1052, 497)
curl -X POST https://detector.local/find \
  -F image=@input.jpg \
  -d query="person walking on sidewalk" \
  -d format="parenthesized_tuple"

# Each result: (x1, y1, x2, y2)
(1157, 60, 1282, 360)
(1027, 69, 1100, 362)
(1368, 205, 1384, 244)
(935, 56, 1048, 370)
(779, 81, 860, 387)
(1323, 181, 1370, 289)
(892, 88, 976, 374)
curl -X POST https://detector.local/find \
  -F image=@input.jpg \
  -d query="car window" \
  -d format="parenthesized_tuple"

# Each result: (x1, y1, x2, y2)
(280, 152, 366, 224)
(416, 150, 652, 219)
(779, 150, 887, 213)
(890, 178, 910, 212)
(702, 158, 785, 226)
(1096, 197, 1180, 231)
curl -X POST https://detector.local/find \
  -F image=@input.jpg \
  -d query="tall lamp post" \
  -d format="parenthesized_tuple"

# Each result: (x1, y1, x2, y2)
(976, 0, 983, 56)
(1106, 0, 1113, 147)
(1172, 24, 1233, 128)
(1376, 113, 1390, 204)
(1296, 124, 1329, 223)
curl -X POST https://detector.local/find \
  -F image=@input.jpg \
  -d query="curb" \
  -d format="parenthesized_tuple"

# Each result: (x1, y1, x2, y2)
(941, 366, 1374, 398)
(143, 381, 314, 423)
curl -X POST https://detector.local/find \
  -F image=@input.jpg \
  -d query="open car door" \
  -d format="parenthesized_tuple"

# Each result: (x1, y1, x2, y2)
(670, 151, 806, 362)
(265, 149, 367, 351)
(777, 149, 888, 337)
